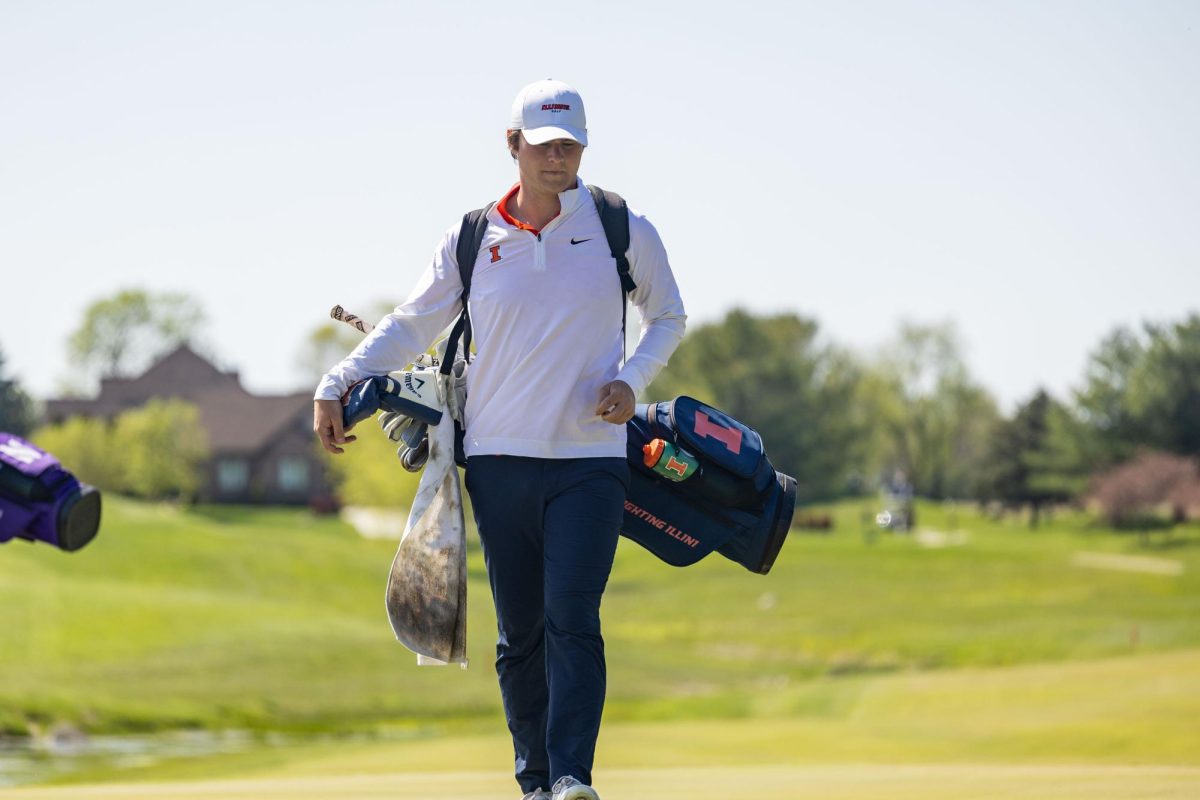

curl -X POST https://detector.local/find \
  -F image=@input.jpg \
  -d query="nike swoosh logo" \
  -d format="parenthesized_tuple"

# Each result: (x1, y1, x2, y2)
(570, 237, 592, 245)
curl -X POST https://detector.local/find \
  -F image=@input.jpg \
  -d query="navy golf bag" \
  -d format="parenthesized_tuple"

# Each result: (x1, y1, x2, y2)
(0, 432, 102, 552)
(342, 378, 796, 574)
(622, 397, 796, 574)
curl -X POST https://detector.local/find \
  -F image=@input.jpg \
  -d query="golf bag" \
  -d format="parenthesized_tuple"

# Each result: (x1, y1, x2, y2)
(622, 397, 796, 574)
(0, 432, 102, 552)
(339, 186, 797, 573)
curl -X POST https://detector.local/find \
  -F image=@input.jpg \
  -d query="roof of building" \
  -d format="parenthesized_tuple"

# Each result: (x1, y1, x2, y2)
(45, 344, 316, 456)
(192, 385, 313, 454)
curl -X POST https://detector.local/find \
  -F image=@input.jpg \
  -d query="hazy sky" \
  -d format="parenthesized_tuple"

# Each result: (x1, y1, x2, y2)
(2, 0, 1197, 410)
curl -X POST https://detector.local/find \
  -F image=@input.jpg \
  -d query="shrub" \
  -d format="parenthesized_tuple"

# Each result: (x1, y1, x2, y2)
(31, 399, 209, 501)
(111, 398, 210, 500)
(1088, 452, 1200, 528)
(28, 416, 123, 491)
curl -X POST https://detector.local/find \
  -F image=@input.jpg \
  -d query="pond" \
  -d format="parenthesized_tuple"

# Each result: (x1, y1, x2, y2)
(0, 728, 259, 787)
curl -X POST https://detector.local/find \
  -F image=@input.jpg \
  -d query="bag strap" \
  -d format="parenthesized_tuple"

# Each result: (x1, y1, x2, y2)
(440, 202, 494, 376)
(587, 185, 637, 363)
(440, 187, 636, 375)
(586, 185, 636, 294)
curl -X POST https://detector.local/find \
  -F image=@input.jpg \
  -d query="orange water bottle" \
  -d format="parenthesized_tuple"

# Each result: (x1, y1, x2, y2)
(642, 439, 701, 482)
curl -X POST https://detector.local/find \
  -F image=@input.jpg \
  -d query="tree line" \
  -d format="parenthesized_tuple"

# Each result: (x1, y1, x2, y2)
(2, 289, 1197, 520)
(646, 309, 1200, 521)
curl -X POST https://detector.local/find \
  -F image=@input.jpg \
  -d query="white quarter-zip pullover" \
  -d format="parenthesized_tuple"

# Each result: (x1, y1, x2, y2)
(315, 179, 687, 459)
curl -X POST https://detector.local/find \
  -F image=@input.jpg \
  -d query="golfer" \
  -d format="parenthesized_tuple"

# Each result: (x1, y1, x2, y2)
(314, 78, 686, 800)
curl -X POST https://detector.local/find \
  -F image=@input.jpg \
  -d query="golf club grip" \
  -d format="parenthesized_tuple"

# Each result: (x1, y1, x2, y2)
(330, 304, 374, 334)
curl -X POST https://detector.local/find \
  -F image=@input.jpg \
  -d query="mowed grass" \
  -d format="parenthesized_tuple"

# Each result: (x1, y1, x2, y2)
(3, 650, 1199, 796)
(3, 497, 1200, 797)
(2, 499, 501, 734)
(2, 496, 1199, 738)
(3, 765, 1200, 800)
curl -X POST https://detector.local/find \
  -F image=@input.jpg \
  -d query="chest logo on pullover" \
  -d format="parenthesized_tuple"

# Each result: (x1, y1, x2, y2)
(489, 245, 502, 263)
(570, 238, 592, 245)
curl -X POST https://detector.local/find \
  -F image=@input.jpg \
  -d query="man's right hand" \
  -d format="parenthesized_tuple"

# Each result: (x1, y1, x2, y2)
(314, 399, 357, 454)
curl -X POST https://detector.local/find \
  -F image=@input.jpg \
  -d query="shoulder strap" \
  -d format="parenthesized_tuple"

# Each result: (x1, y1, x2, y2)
(440, 202, 494, 375)
(586, 185, 636, 294)
(587, 185, 637, 363)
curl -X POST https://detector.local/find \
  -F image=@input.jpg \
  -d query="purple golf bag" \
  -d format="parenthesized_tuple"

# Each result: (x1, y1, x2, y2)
(0, 432, 102, 552)
(622, 397, 796, 574)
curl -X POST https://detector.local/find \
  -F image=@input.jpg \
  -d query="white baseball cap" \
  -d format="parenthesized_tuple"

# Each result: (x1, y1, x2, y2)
(509, 79, 588, 146)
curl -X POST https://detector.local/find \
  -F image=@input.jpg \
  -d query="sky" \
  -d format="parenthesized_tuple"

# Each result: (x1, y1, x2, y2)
(1, 0, 1197, 411)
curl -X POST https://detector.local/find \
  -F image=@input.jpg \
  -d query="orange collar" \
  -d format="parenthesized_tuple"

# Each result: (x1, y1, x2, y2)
(496, 183, 558, 235)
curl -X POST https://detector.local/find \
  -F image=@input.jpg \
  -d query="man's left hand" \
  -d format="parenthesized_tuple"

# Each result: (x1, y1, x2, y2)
(595, 380, 635, 425)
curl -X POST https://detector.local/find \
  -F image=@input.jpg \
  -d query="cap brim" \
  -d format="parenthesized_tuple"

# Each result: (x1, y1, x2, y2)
(521, 125, 588, 146)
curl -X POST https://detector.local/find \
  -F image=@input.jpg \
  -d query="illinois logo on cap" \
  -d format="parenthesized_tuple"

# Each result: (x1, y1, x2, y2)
(510, 79, 588, 146)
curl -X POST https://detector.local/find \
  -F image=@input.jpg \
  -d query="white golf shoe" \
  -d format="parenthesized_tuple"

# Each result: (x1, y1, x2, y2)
(521, 790, 551, 800)
(552, 776, 600, 800)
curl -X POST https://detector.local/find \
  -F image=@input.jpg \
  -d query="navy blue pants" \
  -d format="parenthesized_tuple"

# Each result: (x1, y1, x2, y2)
(465, 456, 629, 793)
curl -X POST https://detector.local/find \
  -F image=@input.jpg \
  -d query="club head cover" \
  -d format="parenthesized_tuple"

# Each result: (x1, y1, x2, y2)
(342, 374, 444, 430)
(379, 373, 443, 426)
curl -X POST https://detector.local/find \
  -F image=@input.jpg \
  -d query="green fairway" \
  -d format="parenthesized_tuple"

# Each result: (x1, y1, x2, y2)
(6, 646, 1196, 792)
(3, 498, 1198, 736)
(1, 497, 1198, 794)
(3, 764, 1199, 800)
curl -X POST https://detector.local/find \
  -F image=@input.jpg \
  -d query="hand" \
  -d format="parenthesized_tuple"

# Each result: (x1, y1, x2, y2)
(595, 380, 635, 425)
(314, 398, 357, 454)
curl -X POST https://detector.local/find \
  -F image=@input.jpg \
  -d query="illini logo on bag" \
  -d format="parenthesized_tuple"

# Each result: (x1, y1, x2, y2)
(694, 411, 742, 455)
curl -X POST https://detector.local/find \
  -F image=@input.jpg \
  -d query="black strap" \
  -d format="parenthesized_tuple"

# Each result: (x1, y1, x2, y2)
(587, 185, 636, 362)
(440, 202, 494, 376)
(586, 185, 635, 294)
(441, 187, 636, 375)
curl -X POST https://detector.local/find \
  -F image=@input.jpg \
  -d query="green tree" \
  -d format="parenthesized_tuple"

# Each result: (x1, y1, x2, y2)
(1126, 315, 1200, 456)
(1074, 326, 1145, 466)
(29, 416, 123, 490)
(980, 389, 1074, 525)
(110, 399, 210, 500)
(646, 309, 866, 500)
(68, 289, 206, 379)
(1025, 401, 1102, 501)
(1073, 314, 1200, 465)
(0, 345, 36, 436)
(865, 322, 998, 499)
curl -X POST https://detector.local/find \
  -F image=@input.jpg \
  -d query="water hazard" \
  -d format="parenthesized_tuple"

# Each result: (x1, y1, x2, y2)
(0, 728, 257, 787)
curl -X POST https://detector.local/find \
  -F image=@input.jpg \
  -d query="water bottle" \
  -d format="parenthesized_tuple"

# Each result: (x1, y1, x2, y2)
(642, 438, 700, 482)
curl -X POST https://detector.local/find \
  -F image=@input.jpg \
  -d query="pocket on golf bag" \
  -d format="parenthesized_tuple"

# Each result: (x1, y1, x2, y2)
(641, 396, 777, 510)
(621, 398, 797, 575)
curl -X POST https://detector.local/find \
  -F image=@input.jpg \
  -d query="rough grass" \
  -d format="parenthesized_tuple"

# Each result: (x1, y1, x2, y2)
(2, 497, 1198, 739)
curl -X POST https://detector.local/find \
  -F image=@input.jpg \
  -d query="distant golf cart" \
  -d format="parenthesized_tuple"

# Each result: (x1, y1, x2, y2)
(875, 472, 916, 532)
